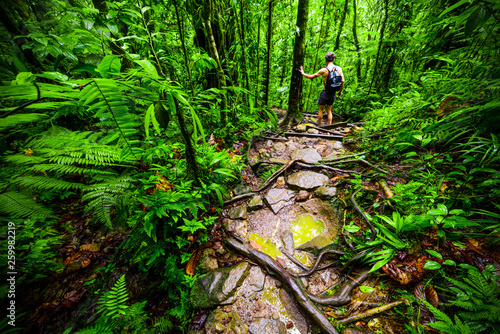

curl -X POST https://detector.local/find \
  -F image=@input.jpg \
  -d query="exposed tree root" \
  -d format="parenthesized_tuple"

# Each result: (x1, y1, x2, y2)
(305, 269, 371, 306)
(223, 159, 298, 206)
(351, 187, 377, 241)
(280, 247, 344, 277)
(226, 237, 340, 334)
(326, 158, 390, 175)
(295, 161, 361, 175)
(284, 132, 344, 140)
(335, 299, 408, 325)
(305, 124, 344, 136)
(324, 152, 366, 162)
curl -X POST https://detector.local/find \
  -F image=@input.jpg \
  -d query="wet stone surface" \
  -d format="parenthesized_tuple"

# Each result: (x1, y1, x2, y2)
(286, 171, 329, 190)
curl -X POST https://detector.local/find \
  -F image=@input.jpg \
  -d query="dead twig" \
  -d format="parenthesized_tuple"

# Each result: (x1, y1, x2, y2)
(306, 125, 344, 136)
(335, 299, 409, 325)
(284, 132, 343, 141)
(226, 237, 340, 334)
(326, 158, 390, 175)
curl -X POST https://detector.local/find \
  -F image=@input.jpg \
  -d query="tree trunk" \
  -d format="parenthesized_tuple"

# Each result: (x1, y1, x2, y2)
(173, 0, 195, 95)
(263, 0, 274, 106)
(352, 0, 361, 82)
(305, 0, 328, 113)
(255, 10, 263, 107)
(283, 0, 310, 126)
(236, 0, 250, 97)
(203, 2, 228, 125)
(335, 0, 349, 51)
(368, 0, 388, 94)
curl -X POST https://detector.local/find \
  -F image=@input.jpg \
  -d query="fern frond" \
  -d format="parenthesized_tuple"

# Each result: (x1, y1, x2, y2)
(12, 176, 88, 191)
(0, 191, 55, 219)
(97, 274, 128, 319)
(29, 163, 118, 176)
(73, 323, 114, 334)
(82, 176, 133, 226)
(80, 80, 140, 160)
(0, 114, 48, 131)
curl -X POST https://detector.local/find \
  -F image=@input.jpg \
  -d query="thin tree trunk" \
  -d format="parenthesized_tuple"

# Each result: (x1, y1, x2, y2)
(305, 0, 328, 113)
(255, 10, 262, 107)
(352, 0, 361, 82)
(368, 0, 388, 94)
(335, 0, 349, 51)
(203, 5, 228, 125)
(283, 0, 310, 125)
(236, 0, 250, 98)
(173, 0, 195, 95)
(263, 0, 274, 106)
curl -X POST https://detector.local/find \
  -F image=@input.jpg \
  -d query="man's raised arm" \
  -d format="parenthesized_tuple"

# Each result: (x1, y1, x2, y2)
(299, 66, 325, 80)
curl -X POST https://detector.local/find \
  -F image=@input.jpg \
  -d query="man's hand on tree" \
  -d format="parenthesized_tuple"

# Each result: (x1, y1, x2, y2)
(299, 66, 304, 73)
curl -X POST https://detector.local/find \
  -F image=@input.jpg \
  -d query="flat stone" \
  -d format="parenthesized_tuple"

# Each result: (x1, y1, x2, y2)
(291, 148, 322, 164)
(272, 142, 287, 155)
(199, 248, 219, 272)
(228, 205, 248, 220)
(314, 186, 337, 199)
(281, 230, 294, 254)
(296, 190, 310, 202)
(264, 188, 295, 214)
(223, 219, 248, 237)
(289, 198, 341, 251)
(190, 262, 251, 308)
(224, 265, 266, 304)
(307, 128, 320, 134)
(286, 142, 305, 151)
(205, 309, 248, 334)
(247, 196, 264, 211)
(279, 289, 310, 334)
(248, 318, 286, 334)
(234, 184, 253, 196)
(287, 171, 329, 190)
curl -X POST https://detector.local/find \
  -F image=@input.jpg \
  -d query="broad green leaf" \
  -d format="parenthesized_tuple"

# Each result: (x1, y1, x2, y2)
(144, 103, 153, 139)
(439, 0, 470, 18)
(136, 59, 159, 79)
(428, 204, 448, 216)
(359, 286, 375, 293)
(443, 260, 456, 266)
(424, 260, 441, 270)
(426, 250, 443, 259)
(344, 224, 360, 233)
(97, 55, 121, 78)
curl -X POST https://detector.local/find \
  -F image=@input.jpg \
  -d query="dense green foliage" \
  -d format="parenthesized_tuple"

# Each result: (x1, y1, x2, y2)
(0, 0, 499, 332)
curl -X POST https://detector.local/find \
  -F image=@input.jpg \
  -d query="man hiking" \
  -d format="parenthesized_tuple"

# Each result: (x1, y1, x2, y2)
(299, 52, 344, 125)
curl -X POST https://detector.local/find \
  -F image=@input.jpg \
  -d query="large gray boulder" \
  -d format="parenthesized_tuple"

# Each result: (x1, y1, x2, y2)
(248, 318, 287, 334)
(287, 171, 329, 190)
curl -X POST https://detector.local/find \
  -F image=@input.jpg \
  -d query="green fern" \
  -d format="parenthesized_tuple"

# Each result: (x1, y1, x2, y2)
(0, 192, 55, 219)
(96, 274, 129, 319)
(445, 269, 500, 332)
(423, 300, 474, 334)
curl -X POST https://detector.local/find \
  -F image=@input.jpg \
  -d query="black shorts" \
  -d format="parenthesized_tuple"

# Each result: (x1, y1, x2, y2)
(316, 90, 335, 106)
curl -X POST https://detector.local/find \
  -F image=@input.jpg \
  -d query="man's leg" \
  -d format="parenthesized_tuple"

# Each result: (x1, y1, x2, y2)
(326, 105, 333, 125)
(318, 105, 324, 125)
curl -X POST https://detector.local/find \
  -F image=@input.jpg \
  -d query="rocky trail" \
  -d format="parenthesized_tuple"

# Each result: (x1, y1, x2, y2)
(189, 115, 405, 334)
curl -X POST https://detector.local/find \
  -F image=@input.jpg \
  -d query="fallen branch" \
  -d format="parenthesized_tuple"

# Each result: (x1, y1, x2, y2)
(335, 299, 409, 325)
(226, 237, 340, 334)
(351, 187, 377, 242)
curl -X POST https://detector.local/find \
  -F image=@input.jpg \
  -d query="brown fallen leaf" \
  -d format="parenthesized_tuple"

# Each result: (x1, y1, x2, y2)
(186, 248, 203, 276)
